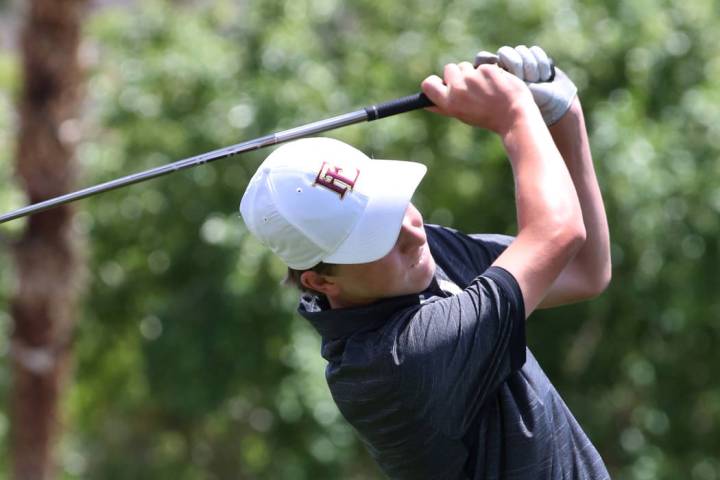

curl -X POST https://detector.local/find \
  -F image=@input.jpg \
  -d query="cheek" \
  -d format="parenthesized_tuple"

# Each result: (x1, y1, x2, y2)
(368, 256, 406, 289)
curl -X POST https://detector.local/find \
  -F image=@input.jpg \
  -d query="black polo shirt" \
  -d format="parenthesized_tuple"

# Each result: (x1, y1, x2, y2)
(298, 224, 609, 479)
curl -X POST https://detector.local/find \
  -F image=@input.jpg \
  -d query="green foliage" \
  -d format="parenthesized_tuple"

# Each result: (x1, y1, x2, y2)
(0, 0, 719, 478)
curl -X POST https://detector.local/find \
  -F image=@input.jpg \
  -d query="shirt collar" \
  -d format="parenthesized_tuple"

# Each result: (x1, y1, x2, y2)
(297, 264, 456, 340)
(298, 292, 421, 339)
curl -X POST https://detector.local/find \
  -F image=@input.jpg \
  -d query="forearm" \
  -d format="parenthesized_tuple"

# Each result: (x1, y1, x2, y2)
(493, 105, 586, 315)
(547, 98, 611, 300)
(502, 106, 582, 235)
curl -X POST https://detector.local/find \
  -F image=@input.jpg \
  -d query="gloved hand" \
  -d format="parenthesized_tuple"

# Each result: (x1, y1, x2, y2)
(475, 45, 577, 125)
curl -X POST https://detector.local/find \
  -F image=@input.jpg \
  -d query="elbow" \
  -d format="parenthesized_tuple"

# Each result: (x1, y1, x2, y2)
(573, 269, 611, 302)
(565, 267, 611, 305)
(569, 244, 613, 302)
(562, 223, 615, 301)
(586, 263, 612, 299)
(569, 221, 587, 252)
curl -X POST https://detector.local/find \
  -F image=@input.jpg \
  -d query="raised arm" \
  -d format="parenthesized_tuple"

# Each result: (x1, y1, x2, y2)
(482, 45, 611, 307)
(539, 98, 611, 307)
(422, 61, 585, 317)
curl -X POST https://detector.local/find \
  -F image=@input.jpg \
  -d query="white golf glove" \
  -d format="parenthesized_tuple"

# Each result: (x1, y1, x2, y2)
(475, 45, 577, 125)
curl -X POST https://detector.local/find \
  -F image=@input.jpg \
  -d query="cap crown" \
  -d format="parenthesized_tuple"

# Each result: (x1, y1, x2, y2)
(240, 138, 371, 269)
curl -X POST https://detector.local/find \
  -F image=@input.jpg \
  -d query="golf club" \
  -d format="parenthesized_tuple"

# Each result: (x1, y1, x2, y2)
(0, 92, 432, 224)
(0, 60, 555, 224)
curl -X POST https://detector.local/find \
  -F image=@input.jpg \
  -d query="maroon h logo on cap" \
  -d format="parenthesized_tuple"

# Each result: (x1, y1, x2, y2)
(314, 162, 360, 199)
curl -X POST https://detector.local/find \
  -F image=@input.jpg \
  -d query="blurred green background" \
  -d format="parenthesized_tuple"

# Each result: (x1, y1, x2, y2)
(1, 0, 719, 478)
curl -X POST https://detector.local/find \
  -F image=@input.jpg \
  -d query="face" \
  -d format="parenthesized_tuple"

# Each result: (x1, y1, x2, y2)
(310, 203, 436, 308)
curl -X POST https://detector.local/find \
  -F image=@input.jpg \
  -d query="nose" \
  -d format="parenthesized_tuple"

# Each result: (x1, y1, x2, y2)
(397, 206, 426, 252)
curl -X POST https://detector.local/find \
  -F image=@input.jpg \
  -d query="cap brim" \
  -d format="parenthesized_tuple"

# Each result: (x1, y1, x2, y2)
(324, 159, 427, 265)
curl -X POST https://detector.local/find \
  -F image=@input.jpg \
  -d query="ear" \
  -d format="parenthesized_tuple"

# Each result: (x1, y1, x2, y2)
(301, 270, 340, 297)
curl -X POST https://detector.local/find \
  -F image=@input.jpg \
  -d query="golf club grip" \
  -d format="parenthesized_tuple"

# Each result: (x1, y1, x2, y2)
(364, 59, 556, 122)
(365, 93, 434, 121)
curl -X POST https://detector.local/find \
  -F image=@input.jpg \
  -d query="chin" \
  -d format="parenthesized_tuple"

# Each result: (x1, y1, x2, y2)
(421, 263, 436, 290)
(414, 257, 436, 293)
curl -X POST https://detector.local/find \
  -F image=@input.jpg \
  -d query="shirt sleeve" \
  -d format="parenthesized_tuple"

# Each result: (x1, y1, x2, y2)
(425, 224, 515, 279)
(395, 265, 526, 437)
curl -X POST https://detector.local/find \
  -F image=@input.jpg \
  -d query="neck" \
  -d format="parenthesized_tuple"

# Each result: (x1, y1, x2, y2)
(327, 293, 379, 310)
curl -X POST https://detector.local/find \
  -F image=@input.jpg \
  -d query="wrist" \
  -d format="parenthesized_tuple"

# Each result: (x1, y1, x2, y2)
(554, 96, 581, 121)
(548, 97, 583, 137)
(498, 99, 545, 142)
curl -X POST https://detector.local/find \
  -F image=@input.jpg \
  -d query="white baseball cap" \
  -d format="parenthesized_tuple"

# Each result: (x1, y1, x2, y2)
(239, 137, 427, 270)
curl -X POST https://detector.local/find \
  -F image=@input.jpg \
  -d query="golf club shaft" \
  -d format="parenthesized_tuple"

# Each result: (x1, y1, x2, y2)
(0, 93, 433, 224)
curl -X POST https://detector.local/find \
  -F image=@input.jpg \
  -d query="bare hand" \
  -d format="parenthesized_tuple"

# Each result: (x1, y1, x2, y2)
(420, 62, 536, 135)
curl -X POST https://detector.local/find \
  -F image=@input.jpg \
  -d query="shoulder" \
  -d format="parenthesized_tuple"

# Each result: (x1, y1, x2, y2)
(426, 224, 515, 283)
(424, 223, 463, 245)
(426, 224, 513, 254)
(424, 223, 475, 262)
(397, 267, 525, 359)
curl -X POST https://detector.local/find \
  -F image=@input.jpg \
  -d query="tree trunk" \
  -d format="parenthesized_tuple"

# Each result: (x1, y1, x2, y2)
(10, 1, 88, 479)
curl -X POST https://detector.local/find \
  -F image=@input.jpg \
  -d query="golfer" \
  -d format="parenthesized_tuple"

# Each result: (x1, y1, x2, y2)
(240, 45, 611, 479)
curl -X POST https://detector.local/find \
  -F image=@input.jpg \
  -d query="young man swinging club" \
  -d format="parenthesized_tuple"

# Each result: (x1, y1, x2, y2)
(240, 45, 611, 479)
